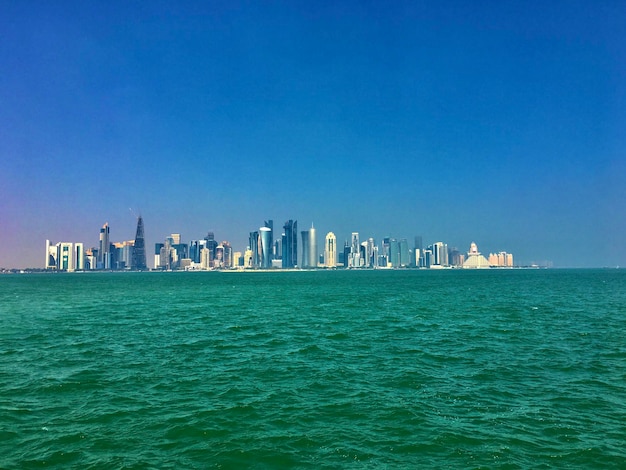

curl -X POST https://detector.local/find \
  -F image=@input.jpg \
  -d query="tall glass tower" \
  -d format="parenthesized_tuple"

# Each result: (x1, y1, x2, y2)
(132, 216, 147, 270)
(300, 230, 310, 268)
(282, 220, 298, 268)
(308, 224, 317, 268)
(99, 223, 110, 269)
(259, 227, 272, 269)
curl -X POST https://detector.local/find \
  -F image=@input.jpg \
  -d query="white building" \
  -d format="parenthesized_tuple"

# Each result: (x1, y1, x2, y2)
(45, 240, 85, 271)
(309, 224, 317, 268)
(324, 232, 337, 268)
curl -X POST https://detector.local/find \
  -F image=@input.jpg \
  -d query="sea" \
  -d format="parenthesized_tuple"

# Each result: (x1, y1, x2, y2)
(1, 269, 625, 469)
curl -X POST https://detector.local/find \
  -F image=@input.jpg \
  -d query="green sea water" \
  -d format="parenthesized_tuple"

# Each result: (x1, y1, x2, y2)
(1, 269, 625, 469)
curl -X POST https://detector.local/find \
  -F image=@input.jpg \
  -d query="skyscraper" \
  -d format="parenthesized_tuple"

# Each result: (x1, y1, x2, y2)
(381, 237, 391, 266)
(349, 232, 361, 267)
(431, 242, 448, 267)
(342, 240, 350, 267)
(389, 238, 399, 267)
(264, 220, 273, 261)
(98, 223, 110, 269)
(249, 230, 260, 267)
(132, 216, 147, 270)
(414, 235, 424, 268)
(215, 244, 224, 268)
(300, 230, 310, 268)
(152, 243, 161, 269)
(222, 241, 233, 268)
(74, 243, 84, 271)
(259, 226, 272, 269)
(399, 238, 409, 267)
(366, 238, 375, 267)
(308, 223, 317, 268)
(282, 220, 297, 268)
(58, 242, 74, 271)
(325, 232, 337, 268)
(204, 232, 217, 267)
(45, 240, 56, 269)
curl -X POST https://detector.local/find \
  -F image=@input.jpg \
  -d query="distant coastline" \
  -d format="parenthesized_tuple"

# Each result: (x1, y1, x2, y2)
(1, 265, 559, 275)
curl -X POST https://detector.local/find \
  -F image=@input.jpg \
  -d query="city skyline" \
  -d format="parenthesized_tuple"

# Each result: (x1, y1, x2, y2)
(40, 215, 522, 271)
(1, 2, 624, 269)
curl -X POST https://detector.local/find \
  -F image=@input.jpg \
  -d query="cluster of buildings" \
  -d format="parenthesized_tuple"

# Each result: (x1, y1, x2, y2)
(45, 217, 147, 272)
(45, 216, 515, 272)
(151, 219, 514, 271)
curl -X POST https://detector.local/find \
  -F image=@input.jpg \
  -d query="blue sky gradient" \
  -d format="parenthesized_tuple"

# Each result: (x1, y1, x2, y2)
(1, 1, 625, 267)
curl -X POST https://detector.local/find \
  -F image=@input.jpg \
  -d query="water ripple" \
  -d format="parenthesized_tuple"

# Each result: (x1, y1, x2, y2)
(1, 270, 625, 468)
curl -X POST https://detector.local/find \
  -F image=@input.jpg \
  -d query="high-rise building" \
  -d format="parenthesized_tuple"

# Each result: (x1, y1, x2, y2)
(259, 227, 272, 268)
(366, 238, 375, 267)
(189, 240, 207, 263)
(132, 216, 147, 270)
(58, 242, 74, 271)
(389, 238, 400, 267)
(233, 251, 243, 267)
(300, 230, 310, 268)
(98, 223, 111, 269)
(45, 240, 84, 271)
(414, 236, 423, 252)
(282, 220, 298, 268)
(273, 238, 282, 261)
(399, 239, 409, 267)
(381, 237, 391, 267)
(200, 247, 211, 270)
(342, 241, 351, 267)
(423, 248, 433, 268)
(222, 241, 233, 268)
(204, 232, 217, 267)
(74, 243, 84, 271)
(214, 244, 224, 268)
(430, 242, 448, 267)
(449, 247, 463, 267)
(351, 232, 360, 254)
(264, 220, 273, 262)
(349, 232, 361, 267)
(308, 224, 317, 268)
(244, 248, 253, 268)
(324, 232, 337, 268)
(45, 240, 56, 269)
(154, 243, 164, 269)
(249, 231, 260, 267)
(85, 247, 96, 270)
(413, 235, 423, 267)
(161, 237, 174, 270)
(114, 241, 134, 269)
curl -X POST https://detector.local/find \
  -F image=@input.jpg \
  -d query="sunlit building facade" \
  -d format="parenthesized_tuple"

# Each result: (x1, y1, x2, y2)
(324, 232, 337, 268)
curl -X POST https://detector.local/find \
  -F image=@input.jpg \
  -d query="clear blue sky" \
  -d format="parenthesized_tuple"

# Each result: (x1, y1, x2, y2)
(1, 1, 624, 268)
